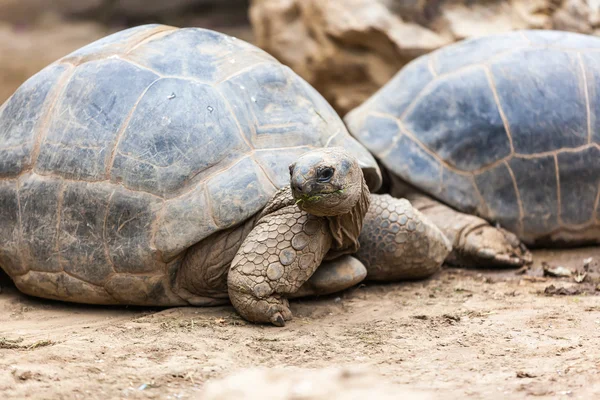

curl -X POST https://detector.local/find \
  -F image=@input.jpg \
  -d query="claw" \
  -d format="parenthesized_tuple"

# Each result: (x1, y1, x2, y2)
(476, 248, 496, 260)
(270, 312, 286, 327)
(452, 225, 533, 268)
(228, 287, 294, 327)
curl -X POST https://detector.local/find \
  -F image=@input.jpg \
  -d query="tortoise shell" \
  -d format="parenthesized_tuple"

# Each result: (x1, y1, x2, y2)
(345, 30, 600, 245)
(0, 24, 379, 304)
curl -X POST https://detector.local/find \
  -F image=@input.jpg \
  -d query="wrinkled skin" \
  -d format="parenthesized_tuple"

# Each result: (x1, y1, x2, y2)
(388, 175, 532, 269)
(175, 148, 451, 326)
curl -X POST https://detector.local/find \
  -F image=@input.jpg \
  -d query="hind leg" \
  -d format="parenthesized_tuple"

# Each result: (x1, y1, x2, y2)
(291, 255, 367, 298)
(355, 194, 452, 281)
(289, 194, 452, 294)
(406, 194, 532, 268)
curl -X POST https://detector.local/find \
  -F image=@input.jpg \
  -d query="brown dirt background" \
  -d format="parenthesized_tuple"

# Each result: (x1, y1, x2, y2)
(1, 247, 599, 399)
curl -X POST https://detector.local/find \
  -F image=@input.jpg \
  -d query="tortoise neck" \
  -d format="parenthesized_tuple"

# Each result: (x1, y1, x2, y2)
(325, 175, 371, 259)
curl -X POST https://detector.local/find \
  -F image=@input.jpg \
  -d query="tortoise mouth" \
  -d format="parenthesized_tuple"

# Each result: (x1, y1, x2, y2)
(293, 188, 346, 206)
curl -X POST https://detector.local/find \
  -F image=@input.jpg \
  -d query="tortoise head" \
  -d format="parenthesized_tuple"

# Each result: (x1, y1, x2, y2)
(289, 147, 365, 217)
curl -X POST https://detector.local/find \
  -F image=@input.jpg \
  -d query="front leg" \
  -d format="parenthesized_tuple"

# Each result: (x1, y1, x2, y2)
(227, 206, 331, 326)
(356, 194, 452, 281)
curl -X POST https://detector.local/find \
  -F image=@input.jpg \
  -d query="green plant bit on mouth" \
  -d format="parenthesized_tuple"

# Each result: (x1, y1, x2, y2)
(295, 189, 345, 205)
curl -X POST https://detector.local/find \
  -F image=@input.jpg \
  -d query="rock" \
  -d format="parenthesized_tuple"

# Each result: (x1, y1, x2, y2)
(543, 284, 583, 296)
(200, 366, 433, 400)
(0, 0, 103, 23)
(250, 0, 600, 114)
(0, 0, 248, 23)
(0, 1, 253, 104)
(114, 0, 248, 18)
(0, 16, 108, 104)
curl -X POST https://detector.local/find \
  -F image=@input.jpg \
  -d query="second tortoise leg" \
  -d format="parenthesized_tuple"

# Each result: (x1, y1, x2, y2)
(405, 193, 532, 268)
(292, 194, 452, 292)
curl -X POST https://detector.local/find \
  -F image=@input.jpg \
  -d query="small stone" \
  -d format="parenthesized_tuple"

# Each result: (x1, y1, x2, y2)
(516, 371, 537, 378)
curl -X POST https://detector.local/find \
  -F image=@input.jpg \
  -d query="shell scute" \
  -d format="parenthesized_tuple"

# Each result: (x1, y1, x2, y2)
(490, 48, 587, 154)
(474, 163, 521, 233)
(110, 77, 248, 197)
(36, 59, 159, 181)
(59, 181, 115, 284)
(557, 147, 600, 225)
(0, 64, 69, 177)
(403, 67, 510, 171)
(509, 156, 559, 236)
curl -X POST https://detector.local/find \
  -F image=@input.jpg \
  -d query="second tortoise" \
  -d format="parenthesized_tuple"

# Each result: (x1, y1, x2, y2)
(346, 29, 600, 265)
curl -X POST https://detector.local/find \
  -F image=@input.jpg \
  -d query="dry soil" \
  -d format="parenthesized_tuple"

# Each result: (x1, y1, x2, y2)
(1, 247, 599, 399)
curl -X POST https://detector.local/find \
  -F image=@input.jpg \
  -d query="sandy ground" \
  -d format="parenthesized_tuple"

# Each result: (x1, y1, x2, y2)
(1, 247, 599, 399)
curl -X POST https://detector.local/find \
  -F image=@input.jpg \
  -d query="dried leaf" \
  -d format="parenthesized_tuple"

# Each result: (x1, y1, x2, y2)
(573, 271, 587, 283)
(542, 262, 572, 278)
(544, 285, 582, 296)
(516, 371, 537, 378)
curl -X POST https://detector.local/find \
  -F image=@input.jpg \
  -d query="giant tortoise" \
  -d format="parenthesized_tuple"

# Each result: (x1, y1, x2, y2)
(346, 29, 600, 264)
(0, 24, 456, 326)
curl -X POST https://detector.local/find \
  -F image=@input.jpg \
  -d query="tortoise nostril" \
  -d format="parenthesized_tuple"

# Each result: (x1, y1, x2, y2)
(294, 183, 304, 193)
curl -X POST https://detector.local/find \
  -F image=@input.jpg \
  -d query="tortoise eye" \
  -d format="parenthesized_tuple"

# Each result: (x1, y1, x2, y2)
(317, 167, 335, 183)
